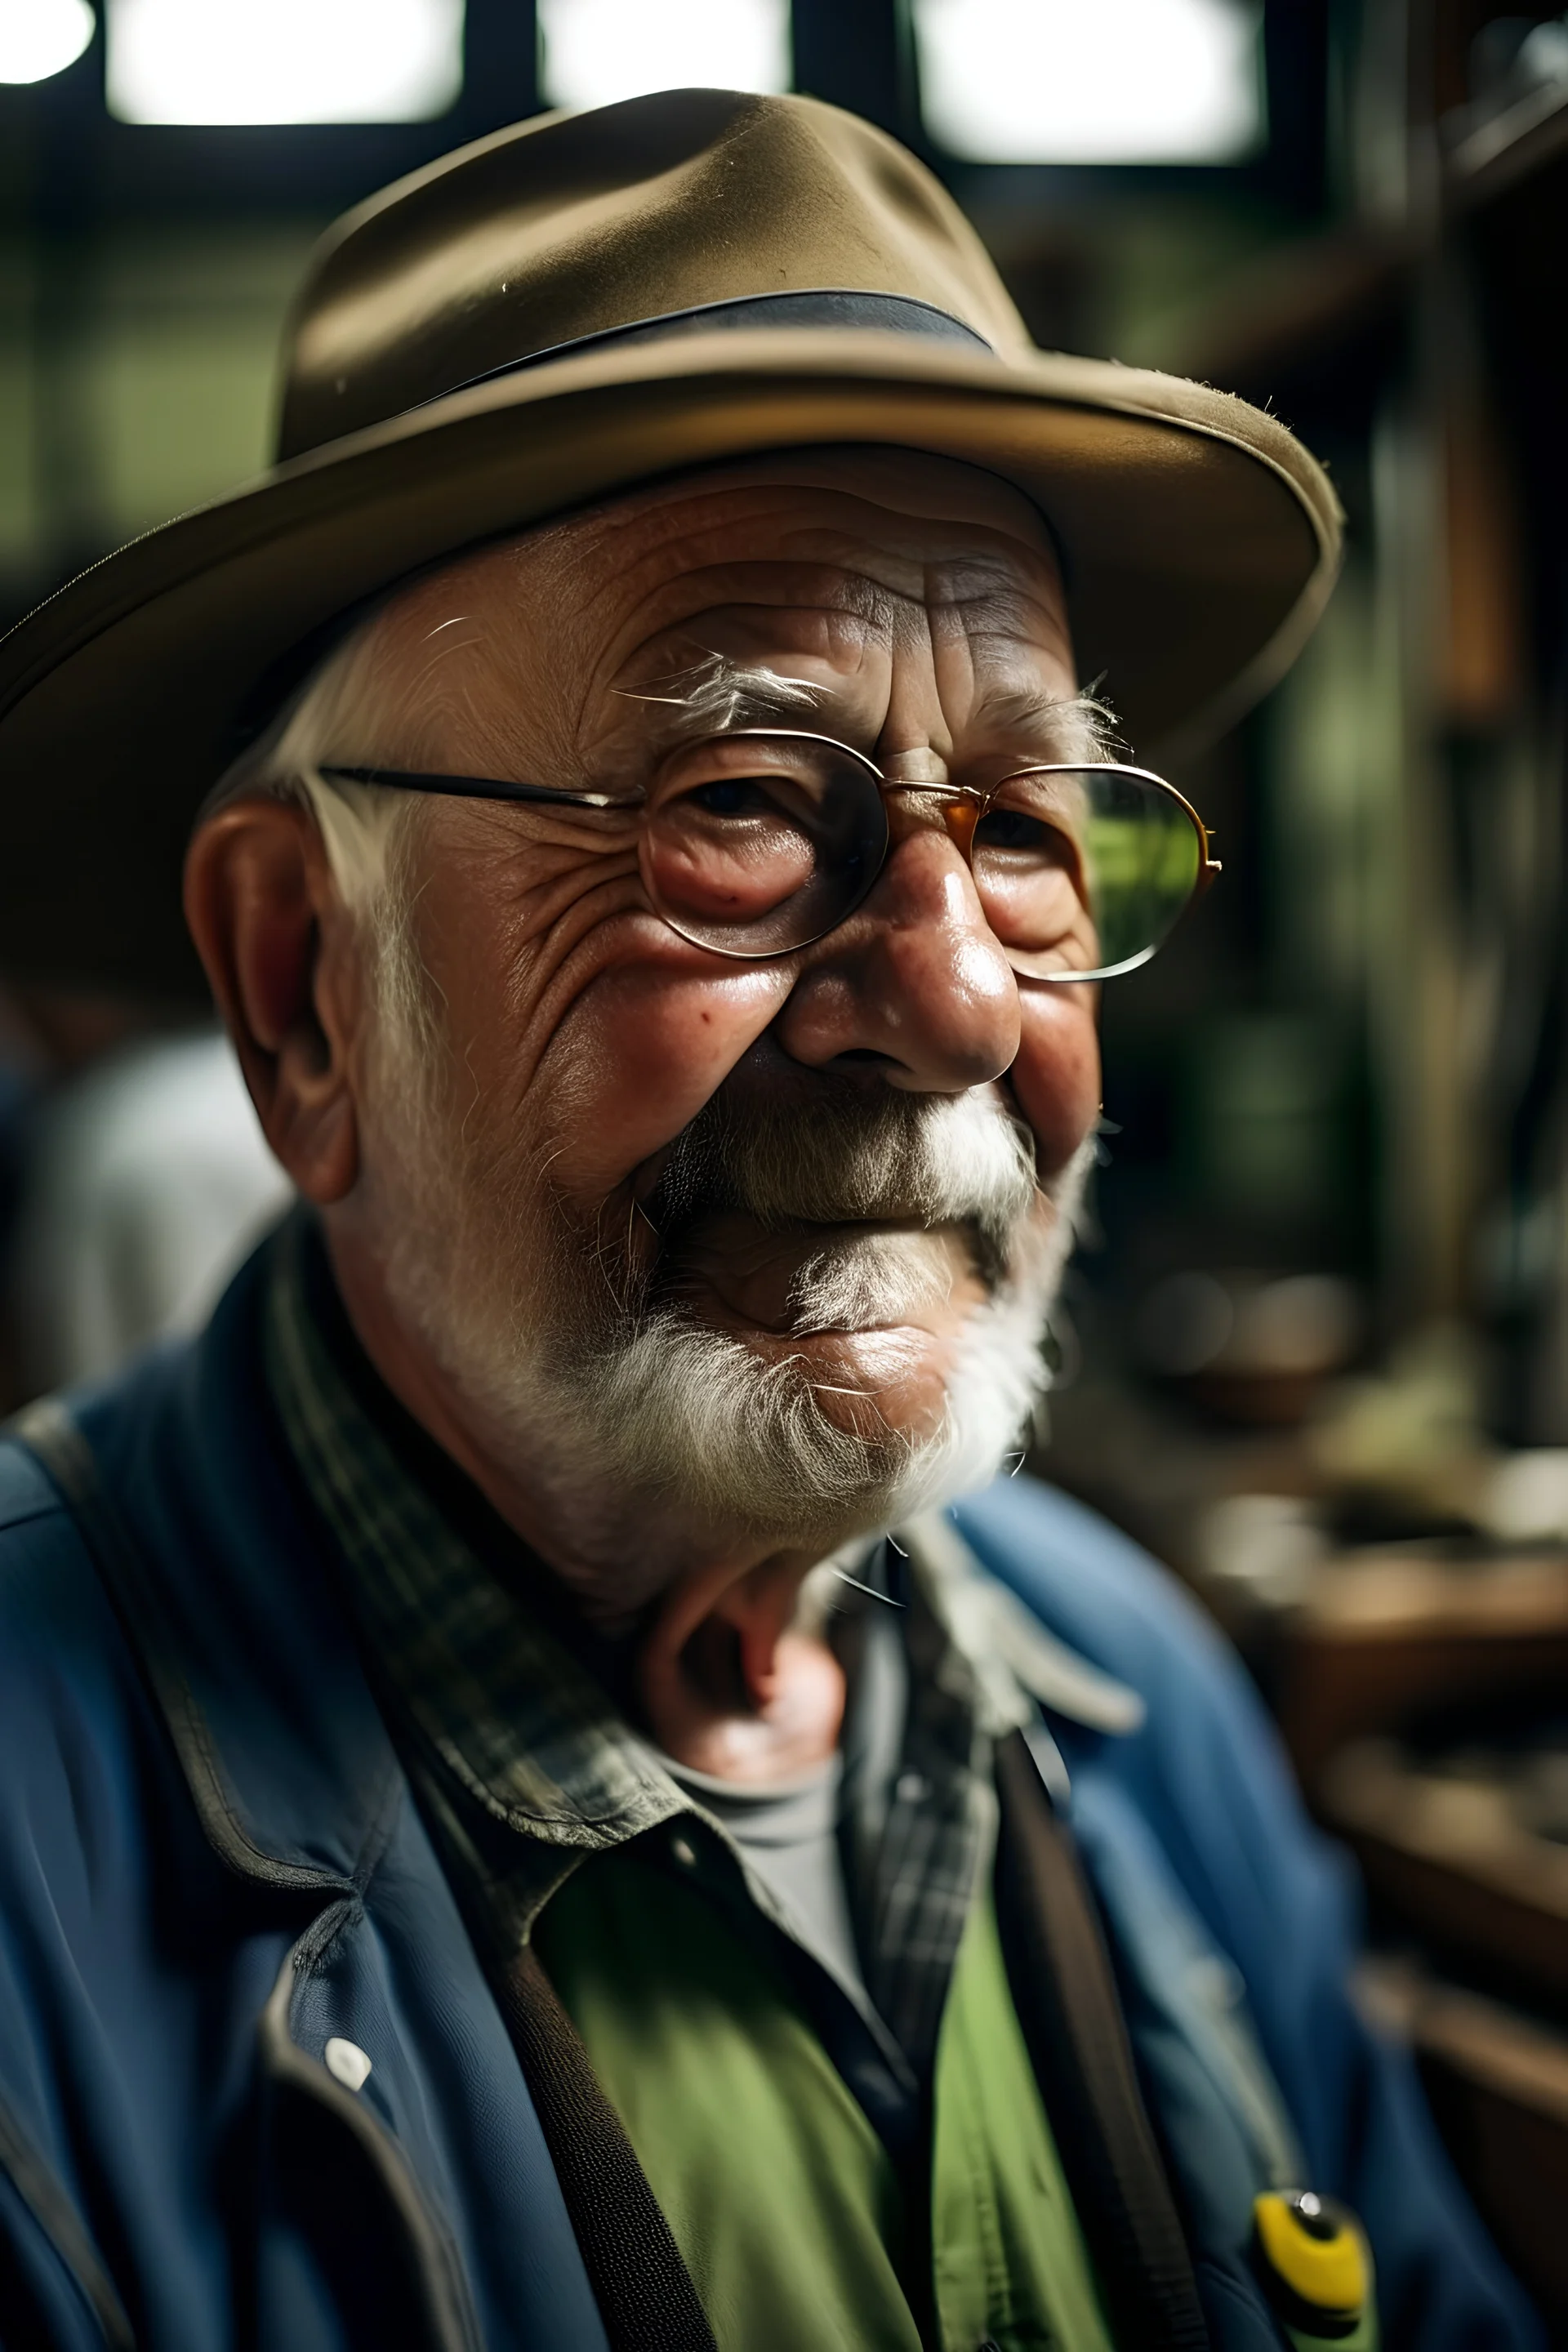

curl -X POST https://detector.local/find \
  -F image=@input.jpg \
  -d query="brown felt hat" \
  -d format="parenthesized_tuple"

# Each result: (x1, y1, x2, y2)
(0, 87, 1341, 1000)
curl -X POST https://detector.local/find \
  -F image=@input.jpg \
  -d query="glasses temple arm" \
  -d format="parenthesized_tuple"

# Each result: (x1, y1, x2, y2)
(317, 764, 625, 810)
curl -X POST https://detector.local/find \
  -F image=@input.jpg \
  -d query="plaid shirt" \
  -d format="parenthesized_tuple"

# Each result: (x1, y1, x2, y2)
(263, 1215, 1080, 2077)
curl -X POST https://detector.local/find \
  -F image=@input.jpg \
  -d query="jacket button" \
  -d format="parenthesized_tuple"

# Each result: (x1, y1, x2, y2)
(323, 2037, 372, 2091)
(670, 1833, 697, 1869)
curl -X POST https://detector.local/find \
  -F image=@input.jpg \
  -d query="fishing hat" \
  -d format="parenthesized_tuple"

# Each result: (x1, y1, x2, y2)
(0, 86, 1340, 998)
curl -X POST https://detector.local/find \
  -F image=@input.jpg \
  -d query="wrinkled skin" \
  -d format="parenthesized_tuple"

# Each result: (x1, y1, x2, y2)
(185, 450, 1102, 1779)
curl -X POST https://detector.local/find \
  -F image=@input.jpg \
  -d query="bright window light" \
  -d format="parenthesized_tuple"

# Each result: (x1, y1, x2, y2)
(0, 0, 96, 84)
(537, 0, 789, 113)
(105, 0, 464, 124)
(914, 0, 1265, 165)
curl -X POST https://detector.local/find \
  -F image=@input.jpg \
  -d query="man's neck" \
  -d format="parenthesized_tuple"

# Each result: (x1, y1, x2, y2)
(324, 1218, 848, 1780)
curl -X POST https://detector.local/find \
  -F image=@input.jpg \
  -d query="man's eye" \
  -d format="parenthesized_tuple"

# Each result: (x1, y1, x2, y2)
(976, 807, 1058, 855)
(692, 777, 774, 817)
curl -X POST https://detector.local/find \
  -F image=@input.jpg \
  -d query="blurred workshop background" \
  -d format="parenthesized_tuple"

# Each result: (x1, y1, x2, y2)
(4, 0, 1568, 2326)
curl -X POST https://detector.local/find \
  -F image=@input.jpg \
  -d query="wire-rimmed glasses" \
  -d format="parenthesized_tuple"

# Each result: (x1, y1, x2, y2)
(322, 728, 1218, 982)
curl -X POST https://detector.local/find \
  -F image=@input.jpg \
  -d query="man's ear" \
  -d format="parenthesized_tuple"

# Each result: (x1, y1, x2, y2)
(183, 797, 361, 1203)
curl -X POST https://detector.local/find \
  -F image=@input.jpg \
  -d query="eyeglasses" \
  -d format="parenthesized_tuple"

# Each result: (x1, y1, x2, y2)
(322, 729, 1218, 982)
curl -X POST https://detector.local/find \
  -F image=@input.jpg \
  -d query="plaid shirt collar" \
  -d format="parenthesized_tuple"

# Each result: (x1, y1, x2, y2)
(262, 1213, 1137, 2074)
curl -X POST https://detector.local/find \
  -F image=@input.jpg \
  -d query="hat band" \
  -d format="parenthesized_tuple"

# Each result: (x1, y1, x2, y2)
(430, 288, 994, 412)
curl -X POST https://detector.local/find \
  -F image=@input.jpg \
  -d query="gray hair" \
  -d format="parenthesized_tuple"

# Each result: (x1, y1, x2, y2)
(201, 617, 447, 1097)
(205, 622, 425, 924)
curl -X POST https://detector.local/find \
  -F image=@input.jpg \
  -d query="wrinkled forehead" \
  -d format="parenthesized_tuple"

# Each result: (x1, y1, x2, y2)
(323, 448, 1080, 777)
(366, 448, 1070, 670)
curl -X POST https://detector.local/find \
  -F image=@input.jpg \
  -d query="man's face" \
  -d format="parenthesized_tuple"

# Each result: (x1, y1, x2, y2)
(312, 449, 1103, 1592)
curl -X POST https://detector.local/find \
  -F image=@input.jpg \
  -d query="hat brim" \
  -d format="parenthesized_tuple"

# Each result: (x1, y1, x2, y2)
(0, 327, 1341, 1000)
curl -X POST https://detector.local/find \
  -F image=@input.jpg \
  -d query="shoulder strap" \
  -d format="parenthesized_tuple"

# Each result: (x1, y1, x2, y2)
(995, 1728, 1210, 2352)
(488, 1941, 718, 2352)
(386, 1728, 717, 2352)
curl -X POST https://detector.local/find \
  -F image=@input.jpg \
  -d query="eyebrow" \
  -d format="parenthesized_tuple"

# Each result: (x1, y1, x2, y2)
(969, 686, 1111, 759)
(617, 657, 826, 746)
(616, 659, 1110, 763)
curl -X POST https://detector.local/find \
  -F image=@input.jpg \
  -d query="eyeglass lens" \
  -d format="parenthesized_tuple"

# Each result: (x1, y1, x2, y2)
(639, 734, 1204, 979)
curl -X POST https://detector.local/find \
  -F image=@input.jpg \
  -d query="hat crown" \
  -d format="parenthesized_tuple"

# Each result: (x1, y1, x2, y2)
(277, 87, 1032, 464)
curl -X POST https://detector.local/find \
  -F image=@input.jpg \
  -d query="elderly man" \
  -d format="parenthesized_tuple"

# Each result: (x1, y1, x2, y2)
(0, 88, 1539, 2352)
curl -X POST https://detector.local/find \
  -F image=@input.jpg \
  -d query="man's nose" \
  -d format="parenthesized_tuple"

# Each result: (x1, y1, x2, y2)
(773, 817, 1021, 1089)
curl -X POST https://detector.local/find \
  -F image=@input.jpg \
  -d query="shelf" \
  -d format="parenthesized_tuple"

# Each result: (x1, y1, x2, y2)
(1321, 1736, 1568, 1998)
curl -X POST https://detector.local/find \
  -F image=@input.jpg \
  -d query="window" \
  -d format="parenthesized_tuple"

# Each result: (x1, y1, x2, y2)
(537, 0, 790, 114)
(0, 0, 95, 85)
(105, 0, 465, 126)
(913, 0, 1265, 166)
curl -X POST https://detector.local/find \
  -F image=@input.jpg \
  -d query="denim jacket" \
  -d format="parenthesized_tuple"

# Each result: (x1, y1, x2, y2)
(0, 1239, 1540, 2351)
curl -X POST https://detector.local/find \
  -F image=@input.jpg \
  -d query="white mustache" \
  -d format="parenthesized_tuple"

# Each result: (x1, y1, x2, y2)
(655, 1082, 1041, 1283)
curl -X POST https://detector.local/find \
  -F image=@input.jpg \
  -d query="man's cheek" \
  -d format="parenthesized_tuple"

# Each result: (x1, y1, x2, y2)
(1009, 991, 1100, 1181)
(539, 963, 794, 1194)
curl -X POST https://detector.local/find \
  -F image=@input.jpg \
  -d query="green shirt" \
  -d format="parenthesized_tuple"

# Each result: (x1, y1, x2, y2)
(537, 1831, 1115, 2352)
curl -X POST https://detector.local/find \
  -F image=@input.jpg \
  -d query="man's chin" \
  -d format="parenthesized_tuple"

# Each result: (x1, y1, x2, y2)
(709, 1313, 961, 1445)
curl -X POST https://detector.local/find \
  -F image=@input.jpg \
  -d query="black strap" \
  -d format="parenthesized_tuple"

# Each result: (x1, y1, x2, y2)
(492, 1942, 718, 2352)
(994, 1730, 1210, 2352)
(433, 287, 994, 408)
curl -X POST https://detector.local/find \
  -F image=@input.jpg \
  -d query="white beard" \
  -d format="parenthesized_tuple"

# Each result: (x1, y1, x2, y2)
(356, 929, 1088, 1602)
